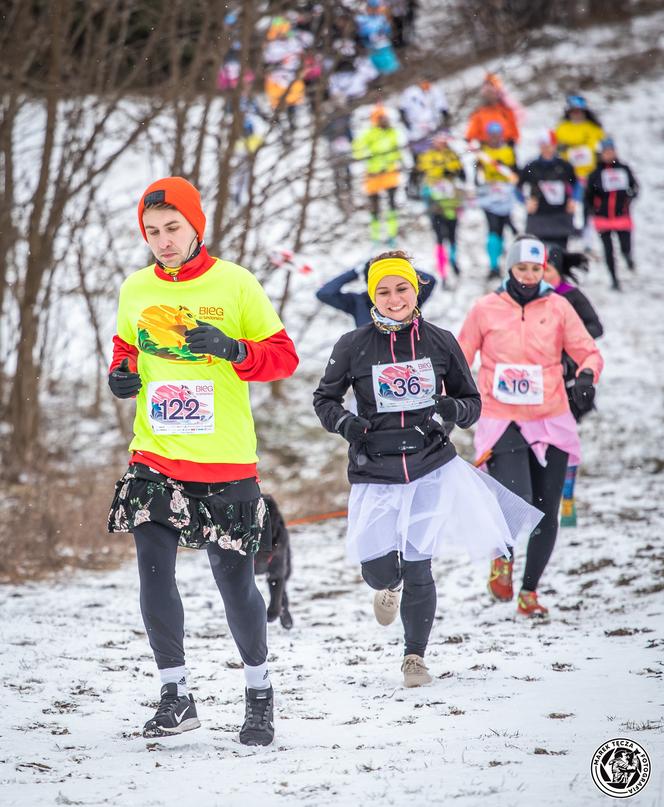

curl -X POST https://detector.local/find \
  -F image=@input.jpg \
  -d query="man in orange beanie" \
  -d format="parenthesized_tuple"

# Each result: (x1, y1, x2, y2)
(107, 176, 298, 746)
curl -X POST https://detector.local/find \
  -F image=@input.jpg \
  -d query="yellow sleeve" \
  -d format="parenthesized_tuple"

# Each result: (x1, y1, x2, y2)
(240, 272, 285, 342)
(352, 130, 370, 161)
(116, 281, 136, 345)
(590, 122, 606, 148)
(554, 120, 569, 145)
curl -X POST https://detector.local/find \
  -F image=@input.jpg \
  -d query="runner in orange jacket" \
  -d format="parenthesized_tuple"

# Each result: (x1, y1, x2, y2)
(465, 74, 520, 145)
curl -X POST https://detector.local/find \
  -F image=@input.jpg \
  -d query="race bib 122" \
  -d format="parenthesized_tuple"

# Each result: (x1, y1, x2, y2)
(147, 380, 215, 434)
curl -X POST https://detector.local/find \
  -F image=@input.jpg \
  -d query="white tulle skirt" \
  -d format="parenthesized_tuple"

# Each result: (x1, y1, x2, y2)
(346, 456, 543, 565)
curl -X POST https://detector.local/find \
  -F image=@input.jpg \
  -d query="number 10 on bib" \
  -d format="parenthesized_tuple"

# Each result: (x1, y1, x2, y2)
(493, 364, 543, 405)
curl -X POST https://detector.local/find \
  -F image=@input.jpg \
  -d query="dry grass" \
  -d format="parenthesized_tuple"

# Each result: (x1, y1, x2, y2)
(0, 450, 349, 583)
(0, 465, 133, 584)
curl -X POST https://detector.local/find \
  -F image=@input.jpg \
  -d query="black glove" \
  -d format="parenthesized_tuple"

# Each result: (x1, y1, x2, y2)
(570, 369, 595, 412)
(184, 319, 240, 361)
(108, 358, 142, 399)
(337, 414, 372, 443)
(432, 394, 459, 423)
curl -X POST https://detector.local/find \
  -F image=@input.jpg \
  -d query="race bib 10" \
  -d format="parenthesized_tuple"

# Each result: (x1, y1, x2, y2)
(147, 381, 215, 434)
(493, 364, 544, 405)
(372, 357, 437, 412)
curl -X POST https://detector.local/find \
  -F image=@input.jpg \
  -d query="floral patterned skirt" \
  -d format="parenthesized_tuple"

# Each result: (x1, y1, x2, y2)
(107, 463, 269, 555)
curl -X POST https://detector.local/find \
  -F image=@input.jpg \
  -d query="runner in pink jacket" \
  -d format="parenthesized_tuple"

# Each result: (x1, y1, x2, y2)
(458, 235, 603, 620)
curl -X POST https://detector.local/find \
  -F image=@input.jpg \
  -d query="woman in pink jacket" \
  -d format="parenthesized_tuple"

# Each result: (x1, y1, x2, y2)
(458, 235, 603, 619)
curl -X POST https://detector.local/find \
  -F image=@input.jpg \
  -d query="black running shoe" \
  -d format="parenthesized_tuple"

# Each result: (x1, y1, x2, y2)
(239, 686, 274, 746)
(143, 683, 201, 738)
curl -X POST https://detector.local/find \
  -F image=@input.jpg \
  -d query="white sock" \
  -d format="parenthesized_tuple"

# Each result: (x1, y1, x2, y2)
(244, 661, 271, 691)
(159, 665, 188, 697)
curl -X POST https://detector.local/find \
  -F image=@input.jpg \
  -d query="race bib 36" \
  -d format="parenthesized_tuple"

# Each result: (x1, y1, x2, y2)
(372, 357, 437, 412)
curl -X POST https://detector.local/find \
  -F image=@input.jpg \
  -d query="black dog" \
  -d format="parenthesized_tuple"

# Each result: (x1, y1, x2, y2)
(254, 494, 293, 629)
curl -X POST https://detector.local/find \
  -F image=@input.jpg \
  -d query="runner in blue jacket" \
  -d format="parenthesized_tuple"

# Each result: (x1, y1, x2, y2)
(316, 260, 436, 326)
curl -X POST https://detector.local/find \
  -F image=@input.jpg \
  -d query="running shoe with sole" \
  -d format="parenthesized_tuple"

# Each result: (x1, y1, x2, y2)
(517, 590, 550, 621)
(143, 683, 201, 738)
(373, 585, 402, 626)
(488, 557, 514, 601)
(401, 654, 433, 687)
(239, 686, 274, 746)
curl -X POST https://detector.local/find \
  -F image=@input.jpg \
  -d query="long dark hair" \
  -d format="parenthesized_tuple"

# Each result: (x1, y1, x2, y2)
(562, 107, 603, 127)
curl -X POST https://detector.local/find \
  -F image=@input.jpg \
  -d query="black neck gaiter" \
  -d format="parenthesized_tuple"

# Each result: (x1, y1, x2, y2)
(505, 270, 540, 306)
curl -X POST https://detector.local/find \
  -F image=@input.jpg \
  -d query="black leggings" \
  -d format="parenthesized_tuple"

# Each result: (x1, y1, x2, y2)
(486, 423, 568, 591)
(599, 230, 632, 284)
(369, 187, 397, 217)
(361, 552, 436, 657)
(430, 213, 457, 246)
(133, 521, 267, 670)
(484, 210, 517, 236)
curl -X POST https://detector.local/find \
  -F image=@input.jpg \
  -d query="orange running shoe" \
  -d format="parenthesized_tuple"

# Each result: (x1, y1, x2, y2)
(517, 590, 550, 620)
(488, 557, 514, 601)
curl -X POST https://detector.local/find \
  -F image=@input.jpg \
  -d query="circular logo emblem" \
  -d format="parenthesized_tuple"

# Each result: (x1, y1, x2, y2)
(591, 738, 651, 798)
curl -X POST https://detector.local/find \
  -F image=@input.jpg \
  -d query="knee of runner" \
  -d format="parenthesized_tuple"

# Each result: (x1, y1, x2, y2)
(401, 561, 434, 585)
(361, 559, 401, 591)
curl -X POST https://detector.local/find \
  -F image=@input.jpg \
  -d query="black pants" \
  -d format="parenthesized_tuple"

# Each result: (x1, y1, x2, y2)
(486, 423, 568, 591)
(484, 210, 516, 236)
(599, 229, 632, 286)
(541, 236, 569, 251)
(369, 187, 397, 217)
(361, 552, 436, 658)
(133, 521, 267, 670)
(430, 213, 458, 247)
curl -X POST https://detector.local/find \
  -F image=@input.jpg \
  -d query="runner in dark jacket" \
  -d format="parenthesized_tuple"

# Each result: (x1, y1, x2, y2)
(544, 245, 604, 527)
(313, 249, 542, 688)
(315, 261, 436, 327)
(518, 130, 577, 249)
(585, 138, 639, 290)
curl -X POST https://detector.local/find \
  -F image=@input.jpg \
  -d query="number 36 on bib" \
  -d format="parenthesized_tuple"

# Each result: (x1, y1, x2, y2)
(372, 358, 437, 412)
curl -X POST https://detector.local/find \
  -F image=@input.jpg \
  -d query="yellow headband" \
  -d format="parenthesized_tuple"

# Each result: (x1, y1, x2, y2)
(367, 258, 419, 303)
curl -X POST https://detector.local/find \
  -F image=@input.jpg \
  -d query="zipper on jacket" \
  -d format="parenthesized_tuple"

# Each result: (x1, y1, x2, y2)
(389, 320, 422, 484)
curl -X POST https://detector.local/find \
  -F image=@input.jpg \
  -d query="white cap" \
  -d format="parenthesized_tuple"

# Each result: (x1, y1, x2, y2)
(536, 129, 556, 148)
(505, 238, 547, 270)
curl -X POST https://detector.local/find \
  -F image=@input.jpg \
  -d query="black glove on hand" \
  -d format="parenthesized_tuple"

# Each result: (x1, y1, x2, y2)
(108, 358, 142, 399)
(432, 394, 459, 423)
(571, 369, 595, 412)
(338, 414, 372, 443)
(184, 319, 240, 361)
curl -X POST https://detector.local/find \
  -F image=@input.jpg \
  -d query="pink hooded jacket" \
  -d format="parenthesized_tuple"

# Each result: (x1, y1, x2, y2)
(458, 289, 603, 421)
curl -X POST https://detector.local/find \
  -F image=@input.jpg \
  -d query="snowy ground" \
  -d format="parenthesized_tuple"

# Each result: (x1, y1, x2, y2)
(1, 465, 662, 807)
(2, 12, 664, 807)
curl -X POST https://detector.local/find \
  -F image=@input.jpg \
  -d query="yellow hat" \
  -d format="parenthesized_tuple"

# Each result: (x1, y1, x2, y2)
(367, 257, 419, 303)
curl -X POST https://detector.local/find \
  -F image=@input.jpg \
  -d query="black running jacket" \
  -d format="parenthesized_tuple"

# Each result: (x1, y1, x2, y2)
(313, 316, 481, 485)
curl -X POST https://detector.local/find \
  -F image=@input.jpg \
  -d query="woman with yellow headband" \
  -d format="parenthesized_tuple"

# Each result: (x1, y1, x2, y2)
(314, 251, 542, 688)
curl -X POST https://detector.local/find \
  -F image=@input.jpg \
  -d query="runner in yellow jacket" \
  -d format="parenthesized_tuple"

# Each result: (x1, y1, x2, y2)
(554, 94, 605, 250)
(352, 103, 403, 245)
(107, 176, 298, 746)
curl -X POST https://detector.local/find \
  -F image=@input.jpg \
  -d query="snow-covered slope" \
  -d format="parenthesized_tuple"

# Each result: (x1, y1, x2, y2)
(1, 11, 664, 807)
